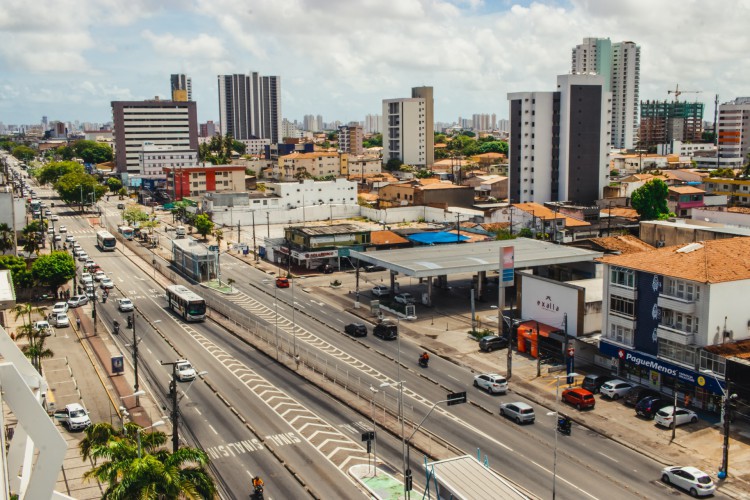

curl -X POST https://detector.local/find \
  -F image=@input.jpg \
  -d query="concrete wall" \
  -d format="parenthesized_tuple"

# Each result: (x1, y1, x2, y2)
(691, 207, 750, 227)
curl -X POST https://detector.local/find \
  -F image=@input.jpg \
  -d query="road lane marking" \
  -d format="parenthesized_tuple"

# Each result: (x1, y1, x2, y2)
(597, 451, 619, 463)
(208, 424, 218, 435)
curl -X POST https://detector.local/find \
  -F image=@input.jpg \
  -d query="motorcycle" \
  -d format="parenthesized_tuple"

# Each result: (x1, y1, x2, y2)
(113, 321, 120, 335)
(418, 357, 429, 368)
(252, 484, 264, 499)
(557, 415, 571, 436)
(127, 316, 133, 329)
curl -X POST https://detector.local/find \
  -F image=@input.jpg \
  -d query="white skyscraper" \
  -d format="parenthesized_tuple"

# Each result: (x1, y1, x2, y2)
(218, 72, 281, 143)
(382, 86, 434, 167)
(507, 74, 611, 204)
(572, 37, 640, 149)
(364, 114, 382, 134)
(718, 97, 750, 168)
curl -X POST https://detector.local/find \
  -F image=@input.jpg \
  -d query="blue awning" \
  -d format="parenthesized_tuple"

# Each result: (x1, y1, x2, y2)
(407, 232, 470, 245)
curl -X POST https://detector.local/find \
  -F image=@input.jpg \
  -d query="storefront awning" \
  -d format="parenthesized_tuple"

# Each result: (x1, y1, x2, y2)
(517, 320, 562, 339)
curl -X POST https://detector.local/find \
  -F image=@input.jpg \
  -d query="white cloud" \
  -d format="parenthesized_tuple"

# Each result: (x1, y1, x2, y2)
(0, 0, 748, 125)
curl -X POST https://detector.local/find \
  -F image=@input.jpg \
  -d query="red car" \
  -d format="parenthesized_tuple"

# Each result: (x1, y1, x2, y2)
(562, 388, 596, 410)
(275, 277, 290, 288)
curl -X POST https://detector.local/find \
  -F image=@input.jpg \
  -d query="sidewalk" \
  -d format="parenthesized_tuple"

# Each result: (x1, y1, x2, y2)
(236, 255, 750, 498)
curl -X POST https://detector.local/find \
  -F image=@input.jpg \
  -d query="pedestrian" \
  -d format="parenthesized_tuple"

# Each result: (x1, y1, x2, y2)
(76, 318, 81, 330)
(684, 393, 692, 408)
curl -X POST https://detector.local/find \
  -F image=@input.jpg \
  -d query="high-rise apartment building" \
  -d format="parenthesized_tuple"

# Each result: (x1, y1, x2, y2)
(472, 114, 493, 132)
(640, 100, 704, 148)
(572, 37, 640, 149)
(717, 97, 750, 168)
(382, 86, 434, 167)
(112, 99, 198, 174)
(507, 74, 611, 204)
(218, 72, 281, 143)
(338, 124, 363, 155)
(303, 114, 322, 132)
(364, 114, 382, 134)
(170, 74, 192, 101)
(199, 120, 218, 138)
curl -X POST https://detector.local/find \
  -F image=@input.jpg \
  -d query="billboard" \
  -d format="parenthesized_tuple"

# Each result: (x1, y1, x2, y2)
(520, 274, 583, 337)
(501, 246, 514, 287)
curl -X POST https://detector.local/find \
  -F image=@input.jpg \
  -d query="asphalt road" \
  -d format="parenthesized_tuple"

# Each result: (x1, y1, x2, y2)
(25, 175, 733, 500)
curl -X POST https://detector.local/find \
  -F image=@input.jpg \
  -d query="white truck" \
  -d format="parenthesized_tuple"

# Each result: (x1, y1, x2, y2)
(54, 403, 92, 431)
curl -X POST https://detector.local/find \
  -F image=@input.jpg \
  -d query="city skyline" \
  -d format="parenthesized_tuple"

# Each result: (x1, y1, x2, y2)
(1, 0, 747, 126)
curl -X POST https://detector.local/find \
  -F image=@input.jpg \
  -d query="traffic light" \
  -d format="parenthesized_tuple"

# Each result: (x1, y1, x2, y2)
(405, 469, 413, 491)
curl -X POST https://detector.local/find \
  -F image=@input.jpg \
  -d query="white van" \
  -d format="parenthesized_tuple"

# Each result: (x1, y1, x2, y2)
(43, 390, 57, 415)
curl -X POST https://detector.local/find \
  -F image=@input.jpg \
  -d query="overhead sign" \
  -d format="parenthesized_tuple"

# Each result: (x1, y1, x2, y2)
(111, 355, 124, 375)
(291, 249, 338, 260)
(501, 246, 514, 287)
(208, 245, 219, 252)
(520, 274, 582, 337)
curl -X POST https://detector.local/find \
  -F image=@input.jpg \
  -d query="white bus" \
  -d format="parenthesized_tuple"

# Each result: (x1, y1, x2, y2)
(118, 226, 134, 240)
(96, 230, 117, 251)
(166, 285, 206, 322)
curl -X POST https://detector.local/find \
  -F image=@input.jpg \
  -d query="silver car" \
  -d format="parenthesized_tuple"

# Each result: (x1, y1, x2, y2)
(600, 379, 634, 400)
(500, 402, 535, 424)
(474, 373, 509, 394)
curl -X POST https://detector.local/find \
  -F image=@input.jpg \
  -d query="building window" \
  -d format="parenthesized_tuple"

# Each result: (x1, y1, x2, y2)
(664, 278, 700, 301)
(610, 295, 634, 317)
(661, 310, 699, 334)
(610, 266, 635, 288)
(606, 323, 634, 345)
(658, 339, 697, 366)
(699, 350, 726, 377)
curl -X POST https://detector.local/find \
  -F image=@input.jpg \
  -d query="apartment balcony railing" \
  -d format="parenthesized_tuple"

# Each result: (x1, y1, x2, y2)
(657, 323, 695, 345)
(657, 294, 696, 314)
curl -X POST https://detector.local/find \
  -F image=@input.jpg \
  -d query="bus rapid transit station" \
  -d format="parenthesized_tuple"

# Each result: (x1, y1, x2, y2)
(349, 238, 603, 363)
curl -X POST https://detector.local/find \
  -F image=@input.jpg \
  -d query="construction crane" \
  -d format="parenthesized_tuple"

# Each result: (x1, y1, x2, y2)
(668, 84, 702, 101)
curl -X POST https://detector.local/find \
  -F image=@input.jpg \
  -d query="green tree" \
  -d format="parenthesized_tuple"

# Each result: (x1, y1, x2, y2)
(0, 255, 33, 290)
(478, 141, 508, 155)
(709, 167, 735, 178)
(12, 145, 35, 162)
(118, 187, 128, 199)
(631, 179, 671, 221)
(53, 171, 106, 210)
(0, 139, 16, 152)
(194, 214, 214, 240)
(36, 161, 84, 185)
(517, 228, 533, 238)
(231, 140, 246, 155)
(71, 140, 113, 164)
(54, 145, 76, 160)
(385, 158, 403, 171)
(13, 303, 49, 373)
(122, 206, 149, 226)
(80, 422, 216, 499)
(434, 133, 447, 145)
(0, 223, 13, 254)
(493, 229, 516, 240)
(21, 220, 45, 256)
(106, 177, 123, 193)
(363, 134, 383, 148)
(31, 252, 76, 289)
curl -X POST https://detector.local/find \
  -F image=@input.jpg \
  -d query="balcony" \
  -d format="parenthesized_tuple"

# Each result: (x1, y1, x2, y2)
(657, 294, 696, 314)
(656, 324, 695, 345)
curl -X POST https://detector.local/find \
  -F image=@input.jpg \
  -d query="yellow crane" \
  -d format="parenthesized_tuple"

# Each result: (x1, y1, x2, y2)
(668, 84, 702, 101)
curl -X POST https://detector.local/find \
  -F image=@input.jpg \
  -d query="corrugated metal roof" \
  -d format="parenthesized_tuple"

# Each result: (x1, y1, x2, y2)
(425, 455, 530, 500)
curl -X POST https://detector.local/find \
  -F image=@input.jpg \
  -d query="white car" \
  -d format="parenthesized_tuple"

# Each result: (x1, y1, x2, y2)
(655, 406, 698, 428)
(51, 302, 69, 315)
(51, 312, 69, 328)
(175, 360, 197, 382)
(50, 214, 59, 221)
(100, 277, 114, 289)
(77, 252, 89, 262)
(55, 403, 91, 431)
(81, 275, 94, 287)
(34, 320, 52, 336)
(394, 292, 415, 304)
(58, 225, 67, 233)
(599, 379, 634, 400)
(65, 235, 75, 243)
(473, 373, 508, 394)
(67, 294, 89, 307)
(117, 298, 134, 312)
(661, 466, 715, 497)
(93, 270, 107, 282)
(372, 285, 390, 297)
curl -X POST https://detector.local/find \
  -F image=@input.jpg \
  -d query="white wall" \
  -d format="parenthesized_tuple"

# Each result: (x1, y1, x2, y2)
(691, 207, 750, 227)
(520, 274, 583, 336)
(0, 192, 26, 235)
(704, 280, 750, 345)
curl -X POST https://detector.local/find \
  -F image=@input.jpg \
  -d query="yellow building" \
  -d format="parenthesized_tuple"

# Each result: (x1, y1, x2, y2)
(274, 152, 348, 181)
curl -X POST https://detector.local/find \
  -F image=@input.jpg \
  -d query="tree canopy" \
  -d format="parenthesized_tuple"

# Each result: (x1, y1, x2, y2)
(478, 141, 508, 155)
(198, 134, 236, 165)
(631, 179, 671, 220)
(122, 206, 150, 226)
(36, 161, 84, 185)
(709, 167, 735, 178)
(0, 255, 33, 290)
(12, 145, 35, 162)
(72, 140, 114, 164)
(106, 177, 123, 193)
(194, 214, 214, 239)
(385, 158, 403, 171)
(31, 251, 76, 289)
(363, 134, 382, 148)
(53, 171, 107, 209)
(0, 223, 13, 254)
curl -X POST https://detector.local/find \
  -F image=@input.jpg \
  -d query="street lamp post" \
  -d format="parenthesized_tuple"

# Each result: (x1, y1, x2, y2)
(369, 386, 378, 477)
(551, 371, 579, 500)
(701, 369, 737, 478)
(137, 420, 165, 458)
(160, 360, 207, 452)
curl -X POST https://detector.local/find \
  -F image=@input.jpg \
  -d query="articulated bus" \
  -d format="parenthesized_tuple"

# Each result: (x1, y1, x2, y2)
(118, 226, 134, 240)
(165, 285, 206, 322)
(96, 230, 117, 251)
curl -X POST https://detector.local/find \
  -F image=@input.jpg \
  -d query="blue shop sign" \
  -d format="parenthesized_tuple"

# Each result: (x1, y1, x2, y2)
(599, 341, 724, 395)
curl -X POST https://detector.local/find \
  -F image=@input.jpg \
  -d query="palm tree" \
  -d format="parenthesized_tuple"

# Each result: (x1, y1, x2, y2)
(82, 424, 216, 499)
(0, 223, 14, 254)
(19, 331, 53, 374)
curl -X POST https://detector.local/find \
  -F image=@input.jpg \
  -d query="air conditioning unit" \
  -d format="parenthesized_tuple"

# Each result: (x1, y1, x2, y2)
(655, 240, 666, 248)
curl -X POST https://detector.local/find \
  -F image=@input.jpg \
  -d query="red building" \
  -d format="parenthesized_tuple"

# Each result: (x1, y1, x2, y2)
(164, 165, 246, 200)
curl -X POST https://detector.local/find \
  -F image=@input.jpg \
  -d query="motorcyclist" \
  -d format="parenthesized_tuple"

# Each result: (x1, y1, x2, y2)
(113, 320, 120, 334)
(419, 352, 429, 365)
(557, 414, 571, 432)
(252, 476, 264, 490)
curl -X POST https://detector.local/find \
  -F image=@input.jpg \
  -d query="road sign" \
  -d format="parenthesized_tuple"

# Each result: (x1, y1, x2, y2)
(208, 245, 219, 252)
(361, 431, 375, 442)
(447, 391, 467, 406)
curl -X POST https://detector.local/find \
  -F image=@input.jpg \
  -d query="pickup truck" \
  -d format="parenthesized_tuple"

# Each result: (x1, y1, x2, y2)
(54, 403, 92, 431)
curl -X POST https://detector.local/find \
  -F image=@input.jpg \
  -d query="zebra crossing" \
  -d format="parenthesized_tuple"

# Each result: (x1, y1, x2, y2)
(169, 315, 372, 474)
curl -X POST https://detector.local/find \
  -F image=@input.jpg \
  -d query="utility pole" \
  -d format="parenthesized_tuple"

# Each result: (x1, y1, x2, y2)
(237, 220, 241, 245)
(132, 313, 140, 407)
(160, 361, 180, 452)
(721, 377, 734, 478)
(252, 211, 258, 262)
(92, 289, 98, 336)
(266, 212, 270, 238)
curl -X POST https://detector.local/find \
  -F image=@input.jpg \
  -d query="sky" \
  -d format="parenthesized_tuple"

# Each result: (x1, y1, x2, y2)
(1, 0, 748, 128)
